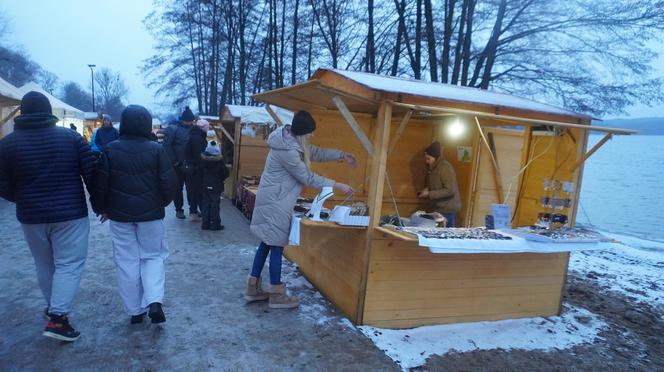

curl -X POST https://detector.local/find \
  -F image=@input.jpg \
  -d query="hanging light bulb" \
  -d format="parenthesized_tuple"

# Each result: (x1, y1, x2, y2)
(448, 118, 465, 138)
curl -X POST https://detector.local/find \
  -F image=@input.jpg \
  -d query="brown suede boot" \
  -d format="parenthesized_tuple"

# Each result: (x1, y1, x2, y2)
(268, 283, 300, 309)
(245, 276, 269, 302)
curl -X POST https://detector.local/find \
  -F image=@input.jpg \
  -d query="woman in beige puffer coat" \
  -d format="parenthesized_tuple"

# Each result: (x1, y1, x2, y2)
(245, 111, 356, 309)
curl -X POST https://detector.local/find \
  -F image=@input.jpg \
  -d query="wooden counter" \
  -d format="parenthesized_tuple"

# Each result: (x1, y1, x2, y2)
(286, 220, 569, 329)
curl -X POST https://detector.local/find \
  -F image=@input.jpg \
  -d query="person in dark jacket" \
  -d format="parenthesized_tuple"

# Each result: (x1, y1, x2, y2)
(162, 106, 194, 219)
(93, 104, 177, 325)
(93, 114, 119, 155)
(184, 118, 209, 221)
(0, 91, 96, 342)
(200, 141, 230, 230)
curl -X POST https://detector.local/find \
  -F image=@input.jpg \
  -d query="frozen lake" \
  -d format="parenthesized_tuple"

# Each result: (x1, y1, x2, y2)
(578, 134, 664, 241)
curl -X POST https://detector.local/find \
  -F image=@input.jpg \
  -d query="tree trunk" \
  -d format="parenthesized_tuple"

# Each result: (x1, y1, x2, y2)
(415, 0, 422, 79)
(424, 0, 437, 81)
(441, 0, 455, 83)
(479, 0, 507, 89)
(451, 0, 468, 85)
(460, 0, 476, 86)
(291, 0, 300, 84)
(366, 0, 375, 72)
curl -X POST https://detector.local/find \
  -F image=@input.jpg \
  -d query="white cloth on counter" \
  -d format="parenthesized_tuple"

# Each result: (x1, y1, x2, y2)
(288, 216, 301, 246)
(410, 229, 623, 254)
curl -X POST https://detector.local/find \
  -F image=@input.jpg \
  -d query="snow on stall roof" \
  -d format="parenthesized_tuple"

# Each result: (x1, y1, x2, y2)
(329, 69, 589, 119)
(19, 82, 84, 118)
(0, 76, 23, 106)
(84, 112, 99, 120)
(225, 104, 293, 125)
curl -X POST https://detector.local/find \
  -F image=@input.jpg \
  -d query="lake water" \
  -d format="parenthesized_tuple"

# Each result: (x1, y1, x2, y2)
(577, 134, 664, 242)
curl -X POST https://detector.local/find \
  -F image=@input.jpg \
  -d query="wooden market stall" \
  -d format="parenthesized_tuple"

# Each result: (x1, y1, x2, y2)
(0, 76, 23, 139)
(252, 68, 635, 328)
(218, 104, 293, 200)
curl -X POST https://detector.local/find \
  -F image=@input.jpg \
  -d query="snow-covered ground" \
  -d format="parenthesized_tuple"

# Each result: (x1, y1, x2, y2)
(570, 232, 664, 308)
(358, 305, 605, 370)
(283, 231, 664, 370)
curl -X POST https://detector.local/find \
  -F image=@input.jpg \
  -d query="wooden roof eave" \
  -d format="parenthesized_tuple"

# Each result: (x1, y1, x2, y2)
(388, 101, 636, 135)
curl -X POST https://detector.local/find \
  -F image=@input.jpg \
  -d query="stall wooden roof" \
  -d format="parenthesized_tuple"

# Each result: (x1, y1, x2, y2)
(253, 68, 635, 134)
(0, 76, 22, 107)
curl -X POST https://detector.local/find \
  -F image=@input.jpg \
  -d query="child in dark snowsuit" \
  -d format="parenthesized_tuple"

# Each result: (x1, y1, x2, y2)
(200, 141, 230, 230)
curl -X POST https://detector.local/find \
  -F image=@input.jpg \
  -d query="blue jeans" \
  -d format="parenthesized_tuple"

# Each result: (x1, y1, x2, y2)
(443, 213, 457, 227)
(250, 242, 284, 285)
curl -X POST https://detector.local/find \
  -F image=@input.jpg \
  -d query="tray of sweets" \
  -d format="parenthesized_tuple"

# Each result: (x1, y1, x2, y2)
(513, 226, 605, 243)
(399, 227, 513, 241)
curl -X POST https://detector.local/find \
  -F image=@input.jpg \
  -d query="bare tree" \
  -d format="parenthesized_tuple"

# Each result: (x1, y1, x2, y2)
(95, 68, 128, 119)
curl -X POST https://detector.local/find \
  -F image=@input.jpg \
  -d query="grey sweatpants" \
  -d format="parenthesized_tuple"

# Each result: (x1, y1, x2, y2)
(21, 217, 89, 315)
(109, 219, 169, 315)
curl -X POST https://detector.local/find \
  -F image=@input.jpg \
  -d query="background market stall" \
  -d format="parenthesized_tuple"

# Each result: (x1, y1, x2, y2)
(19, 82, 85, 134)
(218, 104, 293, 202)
(253, 68, 634, 328)
(0, 76, 23, 139)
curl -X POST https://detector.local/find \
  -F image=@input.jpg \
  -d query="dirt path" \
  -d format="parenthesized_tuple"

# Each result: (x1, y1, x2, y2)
(0, 199, 397, 371)
(1, 198, 662, 371)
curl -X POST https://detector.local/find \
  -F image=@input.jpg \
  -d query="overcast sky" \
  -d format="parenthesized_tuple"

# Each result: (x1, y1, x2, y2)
(1, 0, 663, 119)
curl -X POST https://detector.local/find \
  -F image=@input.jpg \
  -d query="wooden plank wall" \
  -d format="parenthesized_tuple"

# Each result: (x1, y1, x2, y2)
(306, 109, 439, 218)
(513, 128, 583, 227)
(470, 126, 525, 226)
(362, 234, 569, 328)
(283, 221, 367, 321)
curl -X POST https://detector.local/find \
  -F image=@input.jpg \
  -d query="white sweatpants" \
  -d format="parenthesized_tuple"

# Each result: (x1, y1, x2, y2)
(109, 219, 169, 316)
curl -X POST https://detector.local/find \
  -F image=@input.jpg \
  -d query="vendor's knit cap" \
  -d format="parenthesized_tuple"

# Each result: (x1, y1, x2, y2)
(205, 140, 221, 156)
(102, 114, 112, 122)
(181, 106, 195, 122)
(291, 110, 316, 136)
(20, 91, 52, 115)
(425, 141, 442, 159)
(196, 118, 210, 132)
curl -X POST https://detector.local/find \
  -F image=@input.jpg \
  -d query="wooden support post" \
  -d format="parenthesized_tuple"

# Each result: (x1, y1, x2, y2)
(356, 101, 392, 325)
(570, 132, 612, 172)
(218, 124, 235, 145)
(229, 118, 242, 200)
(387, 109, 413, 155)
(513, 126, 534, 227)
(332, 95, 374, 155)
(265, 104, 285, 127)
(475, 117, 503, 204)
(0, 106, 19, 128)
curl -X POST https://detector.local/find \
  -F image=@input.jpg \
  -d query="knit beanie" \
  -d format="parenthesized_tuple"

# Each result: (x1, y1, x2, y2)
(205, 140, 221, 156)
(181, 106, 195, 122)
(196, 118, 210, 132)
(20, 91, 52, 115)
(425, 141, 442, 159)
(291, 110, 316, 136)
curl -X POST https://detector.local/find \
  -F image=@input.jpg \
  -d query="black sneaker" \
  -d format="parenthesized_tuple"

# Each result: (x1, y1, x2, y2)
(176, 210, 186, 219)
(43, 314, 80, 342)
(130, 312, 147, 324)
(210, 225, 225, 231)
(148, 303, 166, 324)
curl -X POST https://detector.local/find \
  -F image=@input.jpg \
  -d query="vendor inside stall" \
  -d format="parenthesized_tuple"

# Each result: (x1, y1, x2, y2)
(417, 141, 461, 227)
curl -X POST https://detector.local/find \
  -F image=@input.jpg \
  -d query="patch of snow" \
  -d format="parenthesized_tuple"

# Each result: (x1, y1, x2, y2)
(569, 232, 664, 308)
(358, 304, 605, 370)
(224, 104, 293, 125)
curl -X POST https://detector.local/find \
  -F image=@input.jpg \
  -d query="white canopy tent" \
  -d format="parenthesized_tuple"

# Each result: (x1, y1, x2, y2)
(19, 81, 85, 134)
(0, 76, 23, 139)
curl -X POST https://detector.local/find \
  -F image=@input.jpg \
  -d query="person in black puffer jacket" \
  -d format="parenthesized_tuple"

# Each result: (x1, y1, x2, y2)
(0, 91, 96, 342)
(183, 118, 209, 221)
(93, 104, 177, 325)
(162, 106, 194, 219)
(200, 141, 230, 230)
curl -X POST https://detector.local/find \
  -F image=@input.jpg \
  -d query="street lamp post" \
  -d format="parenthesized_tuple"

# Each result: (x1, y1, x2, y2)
(87, 64, 96, 112)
